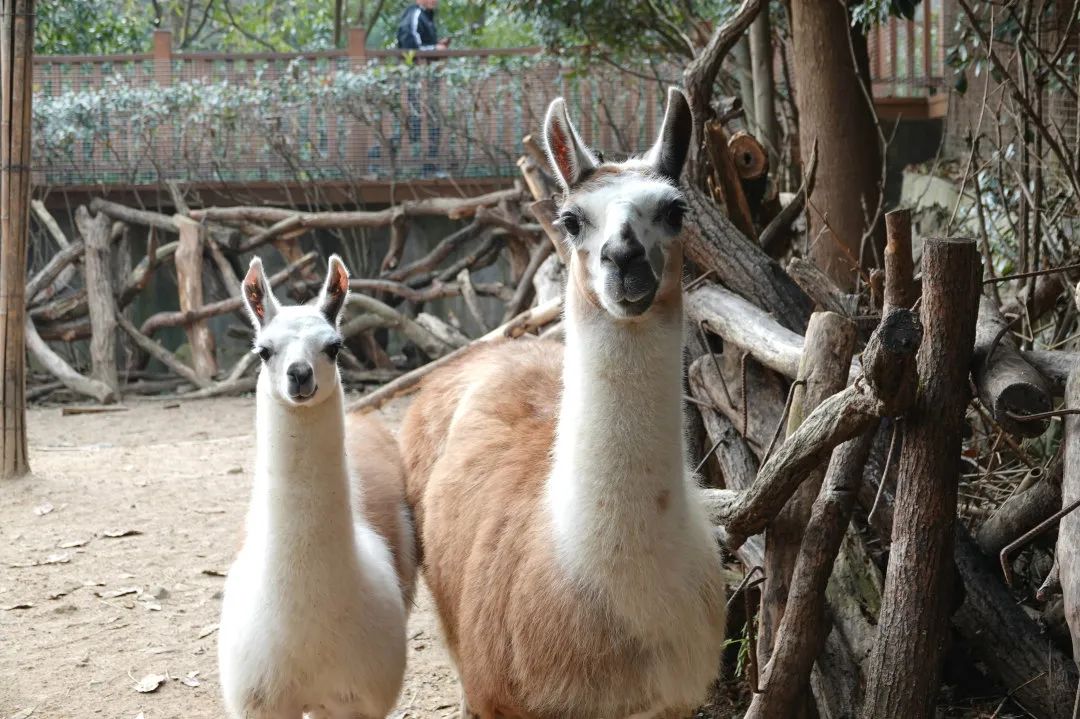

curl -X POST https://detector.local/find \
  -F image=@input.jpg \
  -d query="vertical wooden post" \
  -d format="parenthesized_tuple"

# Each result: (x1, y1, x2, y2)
(862, 237, 981, 719)
(174, 215, 217, 380)
(758, 312, 856, 670)
(347, 27, 368, 63)
(345, 27, 367, 177)
(0, 0, 33, 478)
(75, 206, 119, 399)
(152, 29, 172, 84)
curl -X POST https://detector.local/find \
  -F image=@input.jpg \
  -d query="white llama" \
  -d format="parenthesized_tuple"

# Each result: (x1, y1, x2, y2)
(400, 88, 726, 718)
(218, 255, 416, 719)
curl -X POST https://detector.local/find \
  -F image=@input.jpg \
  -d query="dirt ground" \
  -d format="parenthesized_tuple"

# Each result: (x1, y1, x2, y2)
(0, 396, 461, 719)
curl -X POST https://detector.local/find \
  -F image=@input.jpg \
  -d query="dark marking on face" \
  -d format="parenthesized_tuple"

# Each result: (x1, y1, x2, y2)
(656, 489, 670, 513)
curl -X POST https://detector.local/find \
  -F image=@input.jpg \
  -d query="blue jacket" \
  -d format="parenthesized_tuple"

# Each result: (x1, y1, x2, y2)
(397, 5, 438, 50)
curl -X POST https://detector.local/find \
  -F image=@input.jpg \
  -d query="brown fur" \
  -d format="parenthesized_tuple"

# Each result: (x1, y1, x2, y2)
(347, 412, 417, 606)
(401, 314, 719, 718)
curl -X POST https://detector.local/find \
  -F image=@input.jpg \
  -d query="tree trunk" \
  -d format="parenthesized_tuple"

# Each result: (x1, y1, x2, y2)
(174, 215, 217, 379)
(861, 237, 981, 718)
(790, 0, 883, 290)
(759, 312, 856, 672)
(749, 5, 779, 170)
(0, 0, 33, 477)
(76, 207, 119, 398)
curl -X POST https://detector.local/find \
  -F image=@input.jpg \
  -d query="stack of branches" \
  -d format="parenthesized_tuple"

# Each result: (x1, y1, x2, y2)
(23, 1, 1080, 714)
(23, 177, 563, 405)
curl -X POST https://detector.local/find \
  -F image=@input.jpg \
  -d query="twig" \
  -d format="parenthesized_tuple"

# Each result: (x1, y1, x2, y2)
(1000, 496, 1080, 586)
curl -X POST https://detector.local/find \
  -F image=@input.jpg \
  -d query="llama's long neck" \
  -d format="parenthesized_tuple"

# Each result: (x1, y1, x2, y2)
(547, 267, 692, 592)
(249, 376, 357, 550)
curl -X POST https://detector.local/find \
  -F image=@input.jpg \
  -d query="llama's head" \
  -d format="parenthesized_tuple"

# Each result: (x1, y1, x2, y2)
(543, 87, 692, 319)
(241, 255, 349, 408)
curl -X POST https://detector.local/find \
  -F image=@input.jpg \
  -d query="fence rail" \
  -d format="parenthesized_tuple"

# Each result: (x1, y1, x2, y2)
(32, 23, 948, 192)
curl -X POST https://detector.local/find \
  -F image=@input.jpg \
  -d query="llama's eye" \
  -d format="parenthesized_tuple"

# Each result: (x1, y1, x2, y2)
(255, 345, 272, 362)
(324, 340, 343, 361)
(559, 212, 582, 238)
(662, 199, 686, 231)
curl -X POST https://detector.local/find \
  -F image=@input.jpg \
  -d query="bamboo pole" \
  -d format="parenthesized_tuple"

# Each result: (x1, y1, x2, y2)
(0, 0, 33, 477)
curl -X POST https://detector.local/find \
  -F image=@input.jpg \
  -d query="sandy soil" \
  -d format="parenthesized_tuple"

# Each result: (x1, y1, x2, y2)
(0, 396, 460, 719)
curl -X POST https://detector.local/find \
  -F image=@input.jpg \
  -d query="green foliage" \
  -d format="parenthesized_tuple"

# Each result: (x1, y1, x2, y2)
(503, 0, 737, 60)
(850, 0, 923, 29)
(36, 0, 146, 55)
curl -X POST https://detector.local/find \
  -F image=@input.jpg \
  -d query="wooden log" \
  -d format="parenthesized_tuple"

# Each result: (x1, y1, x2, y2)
(115, 310, 210, 390)
(759, 312, 856, 671)
(1023, 349, 1077, 394)
(690, 353, 786, 454)
(90, 198, 179, 233)
(502, 240, 555, 322)
(709, 308, 922, 549)
(883, 209, 916, 313)
(28, 200, 78, 302)
(861, 237, 981, 719)
(75, 207, 119, 396)
(954, 527, 1078, 719)
(786, 257, 854, 317)
(24, 318, 117, 404)
(380, 212, 408, 273)
(1062, 368, 1080, 664)
(704, 120, 756, 239)
(747, 429, 877, 719)
(977, 458, 1062, 556)
(173, 216, 217, 379)
(688, 282, 861, 383)
(345, 293, 456, 360)
(24, 239, 82, 304)
(759, 140, 817, 259)
(190, 187, 523, 228)
(683, 186, 812, 333)
(415, 313, 469, 348)
(385, 221, 484, 282)
(972, 293, 1052, 437)
(348, 297, 562, 413)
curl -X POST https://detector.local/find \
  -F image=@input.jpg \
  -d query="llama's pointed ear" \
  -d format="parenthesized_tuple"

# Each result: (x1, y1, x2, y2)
(645, 87, 693, 183)
(543, 97, 598, 192)
(242, 257, 278, 328)
(319, 254, 350, 326)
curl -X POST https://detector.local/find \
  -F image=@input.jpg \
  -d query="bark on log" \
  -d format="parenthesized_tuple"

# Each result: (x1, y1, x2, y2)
(174, 217, 217, 379)
(711, 308, 921, 548)
(139, 251, 316, 336)
(114, 311, 210, 390)
(683, 187, 812, 333)
(785, 257, 854, 317)
(1023, 349, 1077, 394)
(24, 240, 83, 304)
(1062, 368, 1080, 663)
(687, 282, 809, 379)
(883, 209, 916, 314)
(75, 207, 119, 396)
(954, 527, 1078, 719)
(759, 141, 817, 259)
(24, 318, 117, 404)
(90, 198, 179, 233)
(747, 429, 877, 719)
(190, 187, 522, 228)
(704, 121, 755, 239)
(759, 312, 856, 671)
(972, 293, 1052, 437)
(345, 293, 456, 360)
(689, 353, 786, 454)
(861, 237, 981, 719)
(977, 457, 1062, 556)
(349, 297, 562, 413)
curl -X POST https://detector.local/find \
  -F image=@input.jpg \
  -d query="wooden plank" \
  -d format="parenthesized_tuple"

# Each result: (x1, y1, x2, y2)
(75, 206, 119, 396)
(174, 215, 217, 380)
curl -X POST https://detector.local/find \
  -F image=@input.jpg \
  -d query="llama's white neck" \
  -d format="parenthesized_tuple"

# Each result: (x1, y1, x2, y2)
(248, 376, 358, 549)
(547, 279, 691, 590)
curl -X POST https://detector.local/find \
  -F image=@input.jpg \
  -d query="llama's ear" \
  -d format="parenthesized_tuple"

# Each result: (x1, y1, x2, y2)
(645, 87, 693, 183)
(242, 257, 278, 328)
(543, 97, 598, 192)
(319, 254, 350, 326)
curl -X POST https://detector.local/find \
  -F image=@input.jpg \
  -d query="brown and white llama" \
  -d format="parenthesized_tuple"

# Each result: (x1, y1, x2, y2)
(400, 88, 726, 718)
(218, 256, 416, 719)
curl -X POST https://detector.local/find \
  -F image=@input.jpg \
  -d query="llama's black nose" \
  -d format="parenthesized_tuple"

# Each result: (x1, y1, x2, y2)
(601, 229, 657, 306)
(286, 362, 315, 397)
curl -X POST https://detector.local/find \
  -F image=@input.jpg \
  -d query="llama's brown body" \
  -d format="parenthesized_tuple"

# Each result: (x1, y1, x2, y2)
(401, 338, 723, 719)
(347, 413, 417, 604)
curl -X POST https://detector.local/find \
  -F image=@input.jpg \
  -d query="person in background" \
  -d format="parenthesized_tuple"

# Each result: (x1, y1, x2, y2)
(396, 0, 450, 176)
(396, 0, 449, 51)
